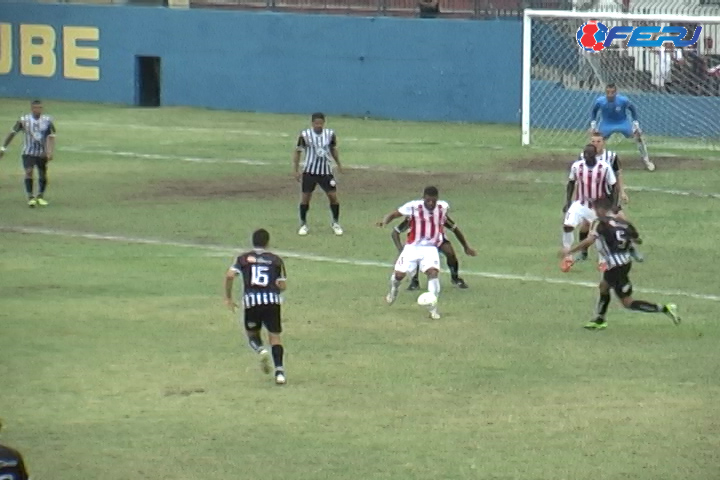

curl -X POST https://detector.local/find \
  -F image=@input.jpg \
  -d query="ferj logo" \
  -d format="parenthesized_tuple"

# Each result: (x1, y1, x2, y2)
(576, 21, 702, 52)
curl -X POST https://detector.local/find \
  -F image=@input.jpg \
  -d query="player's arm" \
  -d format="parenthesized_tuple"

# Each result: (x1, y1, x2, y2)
(625, 222, 642, 244)
(614, 157, 629, 204)
(0, 121, 23, 159)
(330, 133, 342, 173)
(377, 210, 403, 227)
(606, 167, 619, 209)
(292, 135, 305, 181)
(565, 222, 601, 256)
(391, 219, 409, 252)
(224, 258, 241, 311)
(276, 258, 287, 291)
(45, 121, 57, 160)
(445, 217, 476, 256)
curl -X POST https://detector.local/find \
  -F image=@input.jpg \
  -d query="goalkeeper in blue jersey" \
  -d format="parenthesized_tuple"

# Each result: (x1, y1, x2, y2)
(590, 83, 655, 171)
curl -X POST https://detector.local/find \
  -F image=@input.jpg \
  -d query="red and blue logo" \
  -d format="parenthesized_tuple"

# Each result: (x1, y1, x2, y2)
(577, 21, 609, 52)
(576, 21, 702, 52)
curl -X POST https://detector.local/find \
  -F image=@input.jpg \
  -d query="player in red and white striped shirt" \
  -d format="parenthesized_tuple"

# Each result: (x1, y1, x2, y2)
(561, 144, 617, 272)
(377, 186, 451, 319)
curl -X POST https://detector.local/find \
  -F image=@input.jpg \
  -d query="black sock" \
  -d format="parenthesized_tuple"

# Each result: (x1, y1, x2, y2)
(248, 334, 263, 353)
(299, 204, 309, 224)
(24, 178, 33, 197)
(579, 231, 589, 254)
(596, 293, 611, 320)
(411, 271, 420, 283)
(39, 177, 47, 195)
(271, 344, 284, 370)
(629, 300, 662, 313)
(330, 203, 339, 223)
(447, 257, 459, 280)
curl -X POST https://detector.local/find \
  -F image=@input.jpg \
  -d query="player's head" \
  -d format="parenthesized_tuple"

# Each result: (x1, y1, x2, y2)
(423, 186, 439, 210)
(583, 144, 597, 166)
(252, 229, 270, 249)
(594, 197, 614, 217)
(605, 84, 617, 102)
(590, 133, 605, 153)
(31, 100, 43, 117)
(311, 112, 325, 133)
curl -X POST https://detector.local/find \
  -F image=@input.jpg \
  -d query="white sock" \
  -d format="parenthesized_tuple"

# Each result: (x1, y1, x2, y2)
(390, 274, 401, 289)
(562, 231, 574, 250)
(428, 278, 440, 297)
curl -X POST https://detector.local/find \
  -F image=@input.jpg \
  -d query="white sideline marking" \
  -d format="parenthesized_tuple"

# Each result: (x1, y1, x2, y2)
(62, 147, 720, 199)
(2, 226, 719, 303)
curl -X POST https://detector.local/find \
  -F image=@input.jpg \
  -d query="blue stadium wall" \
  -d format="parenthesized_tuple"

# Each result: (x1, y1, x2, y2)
(0, 4, 522, 124)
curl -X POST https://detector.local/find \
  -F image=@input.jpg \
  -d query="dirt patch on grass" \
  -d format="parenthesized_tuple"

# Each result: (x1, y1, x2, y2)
(508, 154, 708, 172)
(140, 168, 489, 201)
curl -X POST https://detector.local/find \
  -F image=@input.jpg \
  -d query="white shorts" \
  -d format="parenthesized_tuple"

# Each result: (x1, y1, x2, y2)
(394, 245, 441, 274)
(564, 201, 597, 228)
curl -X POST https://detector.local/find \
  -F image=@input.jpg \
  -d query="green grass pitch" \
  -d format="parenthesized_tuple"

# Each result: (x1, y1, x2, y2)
(1, 98, 719, 480)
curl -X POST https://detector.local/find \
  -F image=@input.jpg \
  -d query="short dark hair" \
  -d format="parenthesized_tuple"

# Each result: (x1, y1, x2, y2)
(311, 112, 325, 121)
(31, 100, 42, 106)
(606, 83, 616, 90)
(423, 186, 439, 197)
(252, 229, 270, 248)
(595, 197, 614, 211)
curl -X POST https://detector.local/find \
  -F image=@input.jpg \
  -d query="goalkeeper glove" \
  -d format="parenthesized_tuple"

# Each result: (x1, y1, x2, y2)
(632, 121, 641, 133)
(589, 121, 597, 131)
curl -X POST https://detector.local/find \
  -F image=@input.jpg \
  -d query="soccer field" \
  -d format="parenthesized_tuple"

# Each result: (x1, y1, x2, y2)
(1, 98, 719, 480)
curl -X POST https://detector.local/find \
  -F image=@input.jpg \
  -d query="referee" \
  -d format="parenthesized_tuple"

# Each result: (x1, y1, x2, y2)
(0, 100, 57, 207)
(292, 112, 344, 236)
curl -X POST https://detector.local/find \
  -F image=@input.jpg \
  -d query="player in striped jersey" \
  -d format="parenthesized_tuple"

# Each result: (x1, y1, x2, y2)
(561, 144, 617, 273)
(224, 229, 288, 385)
(391, 216, 475, 289)
(574, 134, 644, 263)
(293, 112, 344, 236)
(377, 186, 456, 320)
(0, 100, 56, 207)
(562, 198, 680, 330)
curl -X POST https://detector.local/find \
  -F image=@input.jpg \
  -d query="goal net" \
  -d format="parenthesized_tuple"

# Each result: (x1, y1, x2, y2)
(522, 9, 720, 153)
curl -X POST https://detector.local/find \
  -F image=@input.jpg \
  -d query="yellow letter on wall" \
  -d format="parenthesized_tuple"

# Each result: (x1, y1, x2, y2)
(0, 23, 11, 75)
(20, 24, 56, 77)
(63, 26, 100, 81)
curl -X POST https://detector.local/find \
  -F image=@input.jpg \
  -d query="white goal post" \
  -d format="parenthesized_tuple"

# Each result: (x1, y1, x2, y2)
(522, 9, 720, 152)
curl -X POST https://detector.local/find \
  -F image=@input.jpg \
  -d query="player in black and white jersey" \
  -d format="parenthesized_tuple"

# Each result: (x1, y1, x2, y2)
(562, 198, 680, 330)
(292, 112, 344, 236)
(225, 229, 288, 385)
(0, 100, 56, 207)
(391, 217, 475, 289)
(0, 419, 31, 480)
(575, 134, 644, 264)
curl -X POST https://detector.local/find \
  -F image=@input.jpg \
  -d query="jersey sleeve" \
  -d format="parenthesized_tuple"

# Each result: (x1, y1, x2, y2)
(612, 155, 621, 172)
(393, 218, 410, 233)
(397, 201, 415, 217)
(47, 120, 57, 136)
(568, 163, 578, 181)
(625, 222, 640, 240)
(12, 120, 23, 132)
(330, 132, 337, 147)
(230, 255, 244, 274)
(296, 134, 306, 150)
(605, 166, 617, 186)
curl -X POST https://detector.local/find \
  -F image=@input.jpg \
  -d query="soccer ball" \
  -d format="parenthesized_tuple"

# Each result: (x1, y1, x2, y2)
(417, 292, 437, 306)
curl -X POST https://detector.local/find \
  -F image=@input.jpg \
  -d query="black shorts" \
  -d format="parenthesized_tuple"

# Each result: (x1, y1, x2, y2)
(603, 262, 633, 298)
(302, 173, 336, 194)
(22, 155, 47, 170)
(244, 304, 282, 334)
